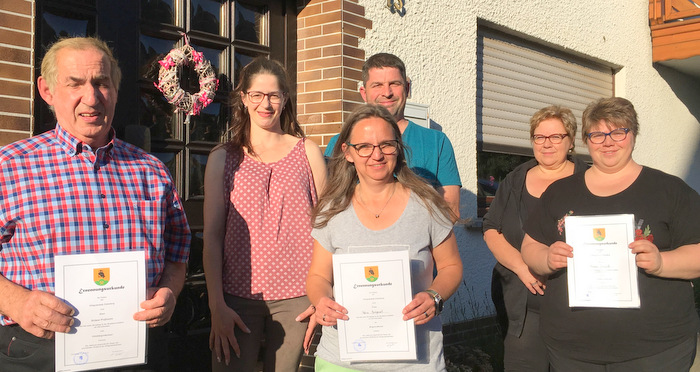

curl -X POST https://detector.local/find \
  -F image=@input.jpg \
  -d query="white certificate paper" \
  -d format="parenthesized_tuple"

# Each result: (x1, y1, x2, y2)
(54, 251, 147, 372)
(332, 250, 416, 362)
(565, 214, 640, 308)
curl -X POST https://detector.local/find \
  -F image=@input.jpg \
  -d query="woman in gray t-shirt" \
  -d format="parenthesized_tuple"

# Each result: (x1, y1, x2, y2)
(306, 104, 463, 371)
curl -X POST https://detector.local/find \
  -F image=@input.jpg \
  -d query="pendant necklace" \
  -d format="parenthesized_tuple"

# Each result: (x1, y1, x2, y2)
(357, 182, 397, 218)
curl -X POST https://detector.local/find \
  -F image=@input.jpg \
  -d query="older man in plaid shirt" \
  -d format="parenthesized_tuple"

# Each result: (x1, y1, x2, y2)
(0, 37, 190, 371)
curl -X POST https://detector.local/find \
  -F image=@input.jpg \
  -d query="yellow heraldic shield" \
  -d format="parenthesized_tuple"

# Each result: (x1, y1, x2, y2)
(364, 266, 378, 282)
(593, 228, 606, 241)
(94, 268, 110, 286)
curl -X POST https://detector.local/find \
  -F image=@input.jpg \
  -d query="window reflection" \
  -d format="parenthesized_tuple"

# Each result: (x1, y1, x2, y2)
(189, 153, 208, 198)
(191, 0, 223, 35)
(140, 35, 178, 81)
(141, 0, 175, 25)
(233, 51, 257, 86)
(41, 10, 93, 46)
(189, 102, 225, 143)
(235, 3, 264, 44)
(152, 152, 178, 181)
(139, 90, 174, 140)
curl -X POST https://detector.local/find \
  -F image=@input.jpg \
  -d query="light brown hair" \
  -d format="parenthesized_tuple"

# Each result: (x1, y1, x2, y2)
(225, 57, 303, 160)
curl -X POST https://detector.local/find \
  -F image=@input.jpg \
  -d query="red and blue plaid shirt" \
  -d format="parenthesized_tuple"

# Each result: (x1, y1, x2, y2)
(0, 124, 190, 325)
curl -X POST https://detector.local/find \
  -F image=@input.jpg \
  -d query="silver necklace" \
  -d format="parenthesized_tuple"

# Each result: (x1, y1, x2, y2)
(357, 182, 397, 218)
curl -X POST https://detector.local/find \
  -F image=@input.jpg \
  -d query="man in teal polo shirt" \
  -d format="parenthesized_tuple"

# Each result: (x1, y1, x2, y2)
(325, 53, 461, 219)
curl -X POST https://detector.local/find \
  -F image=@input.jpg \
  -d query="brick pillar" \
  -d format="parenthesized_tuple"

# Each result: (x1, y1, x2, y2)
(296, 0, 371, 150)
(0, 0, 34, 146)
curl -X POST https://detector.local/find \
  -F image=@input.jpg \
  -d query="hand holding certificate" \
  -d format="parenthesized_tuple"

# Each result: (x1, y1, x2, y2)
(565, 214, 640, 308)
(332, 250, 417, 362)
(54, 251, 147, 372)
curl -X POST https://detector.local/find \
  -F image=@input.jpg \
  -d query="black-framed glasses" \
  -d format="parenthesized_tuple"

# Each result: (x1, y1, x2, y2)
(587, 128, 630, 144)
(532, 133, 568, 145)
(346, 140, 399, 157)
(245, 91, 285, 104)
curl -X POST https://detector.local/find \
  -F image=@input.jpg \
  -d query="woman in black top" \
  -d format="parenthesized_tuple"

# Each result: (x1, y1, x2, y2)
(483, 105, 587, 371)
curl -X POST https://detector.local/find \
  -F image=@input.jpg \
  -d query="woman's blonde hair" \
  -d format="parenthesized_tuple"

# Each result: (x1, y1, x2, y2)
(313, 104, 455, 228)
(529, 105, 577, 152)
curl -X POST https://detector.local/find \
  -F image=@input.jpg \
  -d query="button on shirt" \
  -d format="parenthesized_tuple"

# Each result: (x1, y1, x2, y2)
(0, 124, 191, 325)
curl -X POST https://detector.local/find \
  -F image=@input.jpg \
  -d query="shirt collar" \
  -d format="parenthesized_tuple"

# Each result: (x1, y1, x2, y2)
(54, 123, 115, 157)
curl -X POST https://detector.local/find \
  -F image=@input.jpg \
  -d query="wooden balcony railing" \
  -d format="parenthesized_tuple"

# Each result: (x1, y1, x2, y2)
(649, 0, 700, 62)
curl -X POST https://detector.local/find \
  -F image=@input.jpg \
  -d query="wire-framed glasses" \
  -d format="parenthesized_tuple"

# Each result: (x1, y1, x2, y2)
(346, 140, 399, 157)
(245, 91, 285, 104)
(532, 133, 568, 145)
(587, 128, 630, 144)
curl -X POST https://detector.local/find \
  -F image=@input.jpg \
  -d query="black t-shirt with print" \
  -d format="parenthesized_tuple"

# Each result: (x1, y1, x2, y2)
(524, 167, 700, 363)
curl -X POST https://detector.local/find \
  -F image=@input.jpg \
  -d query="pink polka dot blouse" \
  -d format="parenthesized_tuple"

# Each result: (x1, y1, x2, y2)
(222, 138, 317, 300)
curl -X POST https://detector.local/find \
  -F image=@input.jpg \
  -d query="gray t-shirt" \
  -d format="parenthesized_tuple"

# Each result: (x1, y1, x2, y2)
(311, 192, 453, 371)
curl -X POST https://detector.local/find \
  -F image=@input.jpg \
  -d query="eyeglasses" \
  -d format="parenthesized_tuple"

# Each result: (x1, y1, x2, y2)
(587, 128, 630, 144)
(532, 133, 568, 145)
(346, 140, 399, 157)
(245, 91, 285, 104)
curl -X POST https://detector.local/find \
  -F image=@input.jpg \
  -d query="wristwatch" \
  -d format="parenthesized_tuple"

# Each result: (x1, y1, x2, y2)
(424, 289, 444, 315)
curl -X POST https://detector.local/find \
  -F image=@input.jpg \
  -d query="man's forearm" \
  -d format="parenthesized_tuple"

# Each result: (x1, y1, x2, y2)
(157, 261, 186, 297)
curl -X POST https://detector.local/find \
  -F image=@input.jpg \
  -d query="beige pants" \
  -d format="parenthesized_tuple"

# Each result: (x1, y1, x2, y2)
(211, 295, 310, 372)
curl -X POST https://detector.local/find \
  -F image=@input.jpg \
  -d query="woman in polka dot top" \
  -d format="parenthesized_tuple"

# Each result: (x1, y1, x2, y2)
(203, 57, 327, 372)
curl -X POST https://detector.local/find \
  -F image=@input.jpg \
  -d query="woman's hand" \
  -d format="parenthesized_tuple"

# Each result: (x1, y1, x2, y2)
(630, 239, 663, 276)
(209, 303, 251, 366)
(547, 241, 573, 272)
(402, 291, 436, 326)
(516, 268, 546, 295)
(314, 296, 348, 326)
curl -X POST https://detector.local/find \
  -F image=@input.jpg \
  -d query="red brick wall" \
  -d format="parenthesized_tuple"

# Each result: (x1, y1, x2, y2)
(296, 0, 371, 149)
(0, 0, 33, 146)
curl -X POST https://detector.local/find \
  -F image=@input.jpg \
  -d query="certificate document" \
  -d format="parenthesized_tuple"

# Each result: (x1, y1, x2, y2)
(54, 251, 147, 372)
(565, 214, 640, 308)
(332, 249, 416, 362)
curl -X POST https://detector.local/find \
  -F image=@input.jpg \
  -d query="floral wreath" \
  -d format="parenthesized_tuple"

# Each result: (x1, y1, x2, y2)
(154, 34, 219, 117)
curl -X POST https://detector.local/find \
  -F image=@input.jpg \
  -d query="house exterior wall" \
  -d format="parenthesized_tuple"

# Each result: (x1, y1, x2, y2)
(0, 0, 34, 146)
(334, 0, 700, 322)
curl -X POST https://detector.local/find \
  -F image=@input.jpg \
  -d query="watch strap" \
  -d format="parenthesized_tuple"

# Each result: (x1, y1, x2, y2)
(424, 289, 443, 315)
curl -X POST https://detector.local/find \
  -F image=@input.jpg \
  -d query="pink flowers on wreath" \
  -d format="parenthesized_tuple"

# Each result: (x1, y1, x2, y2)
(192, 50, 204, 64)
(158, 55, 176, 69)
